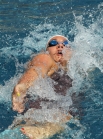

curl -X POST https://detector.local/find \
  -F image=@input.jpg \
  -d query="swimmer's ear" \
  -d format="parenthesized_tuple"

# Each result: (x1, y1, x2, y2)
(46, 47, 50, 54)
(46, 47, 49, 51)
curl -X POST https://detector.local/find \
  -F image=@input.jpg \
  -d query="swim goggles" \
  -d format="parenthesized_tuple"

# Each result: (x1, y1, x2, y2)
(48, 40, 69, 47)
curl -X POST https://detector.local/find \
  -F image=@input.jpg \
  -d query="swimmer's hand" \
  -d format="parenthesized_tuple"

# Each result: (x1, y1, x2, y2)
(12, 99, 25, 113)
(12, 84, 26, 113)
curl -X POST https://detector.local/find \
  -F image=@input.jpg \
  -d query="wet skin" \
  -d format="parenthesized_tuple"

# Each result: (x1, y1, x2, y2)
(12, 36, 73, 113)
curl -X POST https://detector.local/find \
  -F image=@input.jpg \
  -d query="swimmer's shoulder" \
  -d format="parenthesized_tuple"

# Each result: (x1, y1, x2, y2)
(32, 52, 54, 63)
(28, 52, 56, 68)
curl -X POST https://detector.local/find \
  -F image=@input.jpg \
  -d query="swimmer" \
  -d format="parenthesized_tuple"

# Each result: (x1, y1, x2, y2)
(12, 35, 73, 139)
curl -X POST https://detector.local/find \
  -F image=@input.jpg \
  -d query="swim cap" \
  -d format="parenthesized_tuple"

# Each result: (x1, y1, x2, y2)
(45, 35, 69, 50)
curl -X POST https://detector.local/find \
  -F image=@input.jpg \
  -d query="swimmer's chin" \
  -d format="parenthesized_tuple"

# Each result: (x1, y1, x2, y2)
(59, 57, 66, 63)
(54, 55, 63, 62)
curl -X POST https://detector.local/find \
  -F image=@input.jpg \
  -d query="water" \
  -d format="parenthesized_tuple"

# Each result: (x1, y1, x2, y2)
(0, 0, 103, 138)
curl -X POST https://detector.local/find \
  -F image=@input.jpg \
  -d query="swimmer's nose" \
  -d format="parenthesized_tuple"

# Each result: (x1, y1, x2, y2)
(57, 44, 64, 49)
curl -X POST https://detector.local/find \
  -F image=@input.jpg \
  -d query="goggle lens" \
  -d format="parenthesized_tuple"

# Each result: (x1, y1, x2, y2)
(48, 40, 69, 47)
(49, 40, 58, 46)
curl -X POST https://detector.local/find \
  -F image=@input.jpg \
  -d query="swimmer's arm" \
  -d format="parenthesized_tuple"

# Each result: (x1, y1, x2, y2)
(12, 54, 53, 113)
(12, 67, 40, 113)
(18, 54, 53, 88)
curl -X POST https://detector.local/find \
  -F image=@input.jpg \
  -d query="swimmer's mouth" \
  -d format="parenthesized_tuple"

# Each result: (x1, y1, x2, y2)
(58, 51, 62, 55)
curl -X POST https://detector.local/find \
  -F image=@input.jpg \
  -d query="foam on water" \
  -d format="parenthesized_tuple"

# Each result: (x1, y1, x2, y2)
(67, 4, 103, 93)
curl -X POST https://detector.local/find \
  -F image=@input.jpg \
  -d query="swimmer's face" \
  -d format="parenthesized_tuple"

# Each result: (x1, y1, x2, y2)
(47, 36, 70, 62)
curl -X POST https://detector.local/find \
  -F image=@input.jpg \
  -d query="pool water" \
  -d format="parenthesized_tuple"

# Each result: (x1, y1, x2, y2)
(0, 0, 103, 139)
